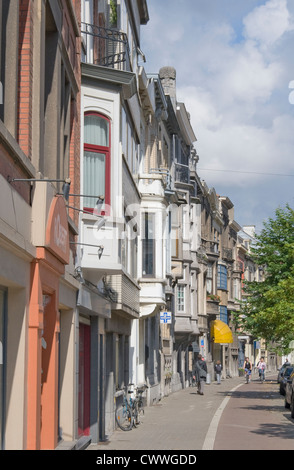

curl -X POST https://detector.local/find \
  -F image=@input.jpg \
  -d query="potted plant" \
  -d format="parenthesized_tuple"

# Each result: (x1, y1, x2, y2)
(110, 0, 117, 27)
(207, 294, 220, 302)
(238, 368, 245, 377)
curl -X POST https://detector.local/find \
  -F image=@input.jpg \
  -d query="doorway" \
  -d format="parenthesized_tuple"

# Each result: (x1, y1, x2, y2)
(78, 323, 90, 436)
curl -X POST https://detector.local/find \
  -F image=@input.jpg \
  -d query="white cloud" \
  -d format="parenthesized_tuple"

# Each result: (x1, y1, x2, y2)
(217, 42, 282, 106)
(243, 0, 294, 47)
(194, 114, 294, 188)
(177, 86, 223, 131)
(141, 0, 294, 227)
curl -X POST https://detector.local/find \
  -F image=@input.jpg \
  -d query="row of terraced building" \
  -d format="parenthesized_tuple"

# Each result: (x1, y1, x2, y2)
(0, 0, 277, 450)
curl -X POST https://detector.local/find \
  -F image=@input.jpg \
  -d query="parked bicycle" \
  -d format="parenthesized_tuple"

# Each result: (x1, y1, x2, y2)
(115, 384, 147, 431)
(115, 386, 133, 431)
(133, 384, 147, 425)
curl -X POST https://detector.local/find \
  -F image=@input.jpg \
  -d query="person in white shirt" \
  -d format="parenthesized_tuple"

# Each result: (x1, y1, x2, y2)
(257, 357, 266, 382)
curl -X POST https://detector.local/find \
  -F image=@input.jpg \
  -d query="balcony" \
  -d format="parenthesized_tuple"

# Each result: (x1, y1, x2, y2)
(81, 22, 131, 71)
(104, 273, 140, 319)
(206, 294, 220, 316)
(201, 239, 219, 259)
(81, 22, 136, 99)
(174, 163, 190, 185)
(138, 168, 173, 199)
(198, 314, 208, 332)
(79, 214, 124, 275)
(223, 247, 234, 261)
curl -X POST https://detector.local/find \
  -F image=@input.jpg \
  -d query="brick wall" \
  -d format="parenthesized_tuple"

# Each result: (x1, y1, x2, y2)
(18, 0, 33, 159)
(66, 0, 81, 228)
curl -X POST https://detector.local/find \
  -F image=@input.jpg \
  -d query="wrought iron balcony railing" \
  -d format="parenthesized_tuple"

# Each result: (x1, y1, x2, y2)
(81, 22, 131, 71)
(149, 168, 172, 190)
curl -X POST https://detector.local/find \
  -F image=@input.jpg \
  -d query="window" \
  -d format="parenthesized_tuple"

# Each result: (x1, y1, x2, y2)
(121, 210, 138, 279)
(217, 264, 227, 290)
(171, 206, 180, 258)
(83, 112, 111, 214)
(142, 213, 155, 277)
(177, 285, 185, 312)
(121, 107, 139, 177)
(166, 211, 171, 275)
(206, 263, 213, 294)
(233, 278, 240, 300)
(219, 305, 228, 324)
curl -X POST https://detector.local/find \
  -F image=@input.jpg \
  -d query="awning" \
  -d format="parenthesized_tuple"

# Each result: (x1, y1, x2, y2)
(211, 320, 233, 344)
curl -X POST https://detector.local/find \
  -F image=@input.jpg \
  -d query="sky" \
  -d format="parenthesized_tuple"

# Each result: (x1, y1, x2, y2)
(140, 0, 294, 234)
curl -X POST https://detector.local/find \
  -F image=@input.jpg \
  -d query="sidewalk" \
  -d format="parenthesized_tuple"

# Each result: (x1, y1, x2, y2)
(88, 375, 244, 451)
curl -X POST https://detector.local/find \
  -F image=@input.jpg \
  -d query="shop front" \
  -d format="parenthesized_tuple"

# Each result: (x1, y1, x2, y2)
(27, 193, 70, 450)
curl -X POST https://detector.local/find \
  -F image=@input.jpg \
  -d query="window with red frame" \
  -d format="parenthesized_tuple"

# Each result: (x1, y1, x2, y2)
(83, 112, 111, 215)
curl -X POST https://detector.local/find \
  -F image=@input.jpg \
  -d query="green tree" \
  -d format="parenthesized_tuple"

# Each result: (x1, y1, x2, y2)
(234, 204, 294, 354)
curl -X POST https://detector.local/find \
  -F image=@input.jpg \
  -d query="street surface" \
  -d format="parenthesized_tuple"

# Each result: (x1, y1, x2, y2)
(88, 372, 294, 452)
(214, 374, 294, 450)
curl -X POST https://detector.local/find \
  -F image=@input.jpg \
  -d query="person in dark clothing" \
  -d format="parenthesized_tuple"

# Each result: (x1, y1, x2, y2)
(215, 360, 222, 384)
(243, 357, 252, 383)
(194, 354, 207, 395)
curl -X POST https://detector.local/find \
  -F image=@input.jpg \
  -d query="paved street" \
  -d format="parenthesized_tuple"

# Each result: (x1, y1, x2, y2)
(88, 373, 294, 452)
(214, 374, 294, 450)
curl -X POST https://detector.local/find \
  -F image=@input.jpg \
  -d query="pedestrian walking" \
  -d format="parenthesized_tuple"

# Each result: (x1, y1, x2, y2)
(257, 356, 266, 382)
(194, 354, 207, 395)
(214, 360, 222, 384)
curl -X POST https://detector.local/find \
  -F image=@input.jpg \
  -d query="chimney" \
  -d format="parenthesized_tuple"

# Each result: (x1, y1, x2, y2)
(159, 66, 177, 112)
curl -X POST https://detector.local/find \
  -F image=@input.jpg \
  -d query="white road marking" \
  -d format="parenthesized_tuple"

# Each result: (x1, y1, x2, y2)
(202, 383, 243, 450)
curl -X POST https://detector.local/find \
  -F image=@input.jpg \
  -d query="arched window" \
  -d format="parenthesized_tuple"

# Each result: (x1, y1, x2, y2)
(83, 112, 111, 214)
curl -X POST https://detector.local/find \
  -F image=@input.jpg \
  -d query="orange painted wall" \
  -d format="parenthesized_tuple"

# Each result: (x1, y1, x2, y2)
(27, 246, 65, 449)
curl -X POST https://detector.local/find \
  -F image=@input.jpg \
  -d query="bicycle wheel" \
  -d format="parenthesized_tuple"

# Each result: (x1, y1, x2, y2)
(115, 405, 133, 431)
(132, 401, 139, 427)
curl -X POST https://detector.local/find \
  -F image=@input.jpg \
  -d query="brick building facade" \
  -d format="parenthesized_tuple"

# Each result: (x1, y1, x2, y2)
(0, 0, 81, 450)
